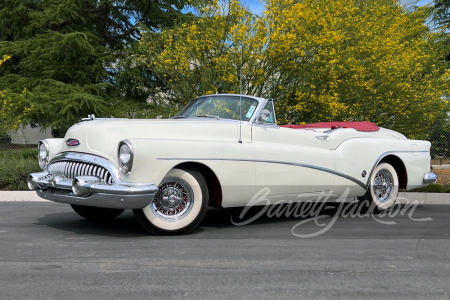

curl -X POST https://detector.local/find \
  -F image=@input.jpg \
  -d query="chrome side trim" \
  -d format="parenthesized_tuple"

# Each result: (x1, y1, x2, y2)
(156, 150, 429, 190)
(156, 157, 367, 188)
(423, 172, 437, 184)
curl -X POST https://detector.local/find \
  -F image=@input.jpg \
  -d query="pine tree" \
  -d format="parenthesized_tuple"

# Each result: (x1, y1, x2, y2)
(0, 0, 191, 135)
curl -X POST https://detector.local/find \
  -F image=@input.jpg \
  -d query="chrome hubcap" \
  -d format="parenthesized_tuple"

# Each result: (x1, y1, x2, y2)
(373, 169, 394, 203)
(150, 179, 193, 221)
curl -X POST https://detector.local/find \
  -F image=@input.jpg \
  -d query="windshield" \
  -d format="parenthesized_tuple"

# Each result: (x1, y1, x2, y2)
(176, 95, 259, 121)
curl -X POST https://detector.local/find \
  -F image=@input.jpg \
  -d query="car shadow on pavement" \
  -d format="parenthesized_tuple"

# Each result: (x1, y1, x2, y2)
(32, 202, 449, 239)
(34, 210, 206, 238)
(33, 202, 340, 238)
(200, 202, 345, 227)
(197, 202, 450, 239)
(34, 210, 150, 238)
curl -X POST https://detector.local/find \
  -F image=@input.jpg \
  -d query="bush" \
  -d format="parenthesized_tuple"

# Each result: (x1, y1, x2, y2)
(411, 183, 450, 193)
(0, 148, 40, 190)
(0, 132, 12, 144)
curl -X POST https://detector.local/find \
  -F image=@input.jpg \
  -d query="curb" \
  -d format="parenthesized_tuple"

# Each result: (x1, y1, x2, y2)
(397, 192, 450, 205)
(431, 164, 450, 170)
(0, 191, 449, 204)
(0, 191, 48, 202)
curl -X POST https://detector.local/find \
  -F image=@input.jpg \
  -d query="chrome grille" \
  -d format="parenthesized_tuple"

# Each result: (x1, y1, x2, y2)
(48, 161, 114, 184)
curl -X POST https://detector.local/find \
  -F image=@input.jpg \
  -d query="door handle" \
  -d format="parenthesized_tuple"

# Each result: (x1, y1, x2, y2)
(315, 135, 329, 140)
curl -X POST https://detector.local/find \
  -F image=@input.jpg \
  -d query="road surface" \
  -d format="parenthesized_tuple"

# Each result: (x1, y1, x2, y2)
(1, 201, 449, 299)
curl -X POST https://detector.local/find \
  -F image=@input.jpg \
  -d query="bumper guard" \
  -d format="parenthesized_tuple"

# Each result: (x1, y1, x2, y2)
(423, 172, 438, 184)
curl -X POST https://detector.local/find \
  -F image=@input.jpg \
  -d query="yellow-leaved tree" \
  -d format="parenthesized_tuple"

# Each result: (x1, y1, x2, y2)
(138, 0, 450, 137)
(0, 55, 34, 138)
(137, 0, 269, 109)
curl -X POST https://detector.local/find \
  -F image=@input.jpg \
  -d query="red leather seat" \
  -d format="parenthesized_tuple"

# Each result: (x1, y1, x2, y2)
(280, 121, 380, 132)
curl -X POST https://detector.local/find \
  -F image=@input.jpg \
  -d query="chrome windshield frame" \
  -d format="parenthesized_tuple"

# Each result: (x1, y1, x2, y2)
(174, 94, 267, 123)
(251, 98, 278, 127)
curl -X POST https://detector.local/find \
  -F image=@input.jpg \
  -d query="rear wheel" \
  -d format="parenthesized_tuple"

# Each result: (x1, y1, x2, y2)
(133, 167, 209, 235)
(358, 162, 399, 213)
(70, 205, 124, 221)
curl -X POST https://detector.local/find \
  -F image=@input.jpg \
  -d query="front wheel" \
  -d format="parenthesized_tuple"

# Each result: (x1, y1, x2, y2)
(133, 167, 209, 235)
(358, 162, 399, 213)
(70, 205, 124, 221)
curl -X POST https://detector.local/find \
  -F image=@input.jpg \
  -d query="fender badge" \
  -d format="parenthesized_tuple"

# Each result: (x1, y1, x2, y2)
(66, 139, 80, 147)
(361, 170, 367, 178)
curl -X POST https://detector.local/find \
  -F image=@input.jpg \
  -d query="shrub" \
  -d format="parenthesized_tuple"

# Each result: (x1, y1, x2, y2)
(0, 148, 40, 190)
(412, 183, 448, 193)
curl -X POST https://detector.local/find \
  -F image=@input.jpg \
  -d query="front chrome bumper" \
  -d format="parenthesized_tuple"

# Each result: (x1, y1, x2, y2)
(423, 172, 438, 184)
(29, 152, 158, 209)
(36, 185, 158, 209)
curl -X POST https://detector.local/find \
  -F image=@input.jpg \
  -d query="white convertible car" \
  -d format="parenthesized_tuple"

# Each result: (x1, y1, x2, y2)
(29, 94, 437, 234)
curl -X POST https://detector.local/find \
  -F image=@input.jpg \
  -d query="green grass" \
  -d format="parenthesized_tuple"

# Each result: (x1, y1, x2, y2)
(0, 148, 41, 190)
(410, 183, 450, 193)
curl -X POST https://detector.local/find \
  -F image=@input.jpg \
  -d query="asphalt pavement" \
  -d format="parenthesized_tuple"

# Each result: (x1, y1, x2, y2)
(1, 201, 450, 300)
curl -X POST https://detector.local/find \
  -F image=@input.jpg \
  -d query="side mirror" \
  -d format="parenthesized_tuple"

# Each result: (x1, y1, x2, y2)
(257, 109, 271, 123)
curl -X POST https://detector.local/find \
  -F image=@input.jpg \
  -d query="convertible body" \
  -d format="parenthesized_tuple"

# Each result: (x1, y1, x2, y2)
(29, 94, 437, 234)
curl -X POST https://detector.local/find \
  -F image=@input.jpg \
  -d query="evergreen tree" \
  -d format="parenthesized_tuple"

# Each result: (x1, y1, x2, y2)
(0, 0, 191, 135)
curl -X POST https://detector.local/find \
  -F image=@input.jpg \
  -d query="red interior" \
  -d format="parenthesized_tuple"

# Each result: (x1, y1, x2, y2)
(280, 121, 380, 132)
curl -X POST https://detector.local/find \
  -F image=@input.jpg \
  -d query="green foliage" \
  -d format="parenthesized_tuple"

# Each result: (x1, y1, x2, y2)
(138, 0, 450, 137)
(137, 0, 263, 108)
(428, 119, 450, 158)
(0, 148, 40, 190)
(0, 0, 192, 135)
(433, 0, 450, 29)
(412, 183, 450, 193)
(110, 99, 174, 119)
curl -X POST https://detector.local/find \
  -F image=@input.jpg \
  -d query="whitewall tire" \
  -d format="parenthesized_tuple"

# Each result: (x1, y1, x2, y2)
(133, 167, 209, 235)
(358, 162, 399, 212)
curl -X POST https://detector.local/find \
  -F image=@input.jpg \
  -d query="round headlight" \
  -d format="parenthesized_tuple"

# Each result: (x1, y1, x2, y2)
(38, 141, 49, 170)
(118, 140, 134, 176)
(39, 143, 47, 160)
(119, 143, 131, 164)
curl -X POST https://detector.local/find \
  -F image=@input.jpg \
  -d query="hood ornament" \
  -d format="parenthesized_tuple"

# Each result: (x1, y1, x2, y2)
(80, 114, 95, 122)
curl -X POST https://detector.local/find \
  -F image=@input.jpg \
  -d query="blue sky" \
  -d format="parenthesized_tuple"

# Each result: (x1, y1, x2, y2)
(244, 0, 433, 15)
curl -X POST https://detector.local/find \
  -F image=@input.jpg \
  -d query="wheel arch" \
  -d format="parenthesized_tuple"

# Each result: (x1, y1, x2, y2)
(173, 162, 223, 208)
(379, 154, 408, 189)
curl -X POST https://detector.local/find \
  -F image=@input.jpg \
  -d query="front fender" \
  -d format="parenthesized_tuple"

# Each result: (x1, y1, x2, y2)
(116, 138, 224, 186)
(42, 138, 64, 162)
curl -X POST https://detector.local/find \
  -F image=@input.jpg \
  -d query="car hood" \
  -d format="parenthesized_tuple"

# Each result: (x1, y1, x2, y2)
(60, 118, 239, 160)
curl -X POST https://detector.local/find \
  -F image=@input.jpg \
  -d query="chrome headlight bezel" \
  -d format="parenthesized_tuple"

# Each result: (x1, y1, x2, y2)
(38, 140, 50, 170)
(118, 140, 134, 176)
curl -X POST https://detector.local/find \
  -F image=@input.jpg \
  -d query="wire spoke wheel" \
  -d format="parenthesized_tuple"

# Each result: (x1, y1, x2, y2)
(133, 167, 209, 235)
(372, 169, 395, 203)
(151, 180, 194, 222)
(358, 162, 399, 212)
